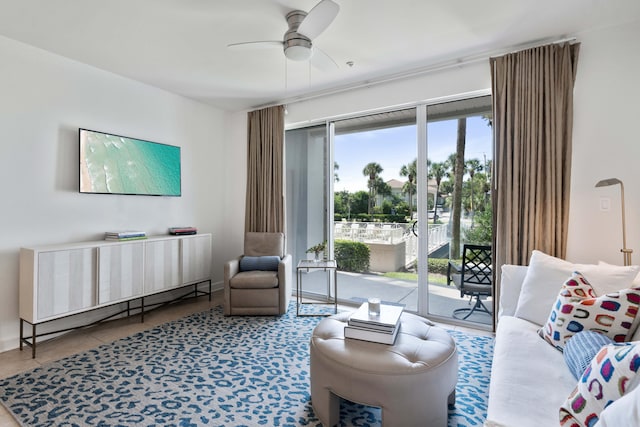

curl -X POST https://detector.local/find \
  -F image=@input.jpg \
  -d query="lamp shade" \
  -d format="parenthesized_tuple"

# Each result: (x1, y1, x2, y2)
(595, 178, 622, 187)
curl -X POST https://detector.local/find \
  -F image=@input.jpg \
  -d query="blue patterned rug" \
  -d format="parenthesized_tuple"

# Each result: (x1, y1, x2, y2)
(0, 304, 493, 426)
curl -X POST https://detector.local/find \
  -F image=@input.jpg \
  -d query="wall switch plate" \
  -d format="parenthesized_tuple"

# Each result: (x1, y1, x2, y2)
(600, 197, 611, 212)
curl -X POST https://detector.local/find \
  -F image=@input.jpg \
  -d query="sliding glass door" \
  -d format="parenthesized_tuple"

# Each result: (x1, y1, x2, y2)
(285, 125, 333, 304)
(332, 109, 419, 310)
(285, 93, 494, 328)
(424, 96, 493, 325)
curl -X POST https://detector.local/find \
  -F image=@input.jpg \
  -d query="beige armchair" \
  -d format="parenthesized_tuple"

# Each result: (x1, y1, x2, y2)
(224, 232, 292, 315)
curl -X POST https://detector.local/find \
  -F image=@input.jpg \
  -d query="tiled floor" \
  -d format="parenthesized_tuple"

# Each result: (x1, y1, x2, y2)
(0, 291, 493, 426)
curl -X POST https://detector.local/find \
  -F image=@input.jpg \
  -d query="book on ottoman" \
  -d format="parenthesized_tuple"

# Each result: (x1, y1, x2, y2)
(344, 323, 400, 345)
(348, 302, 403, 332)
(344, 302, 403, 344)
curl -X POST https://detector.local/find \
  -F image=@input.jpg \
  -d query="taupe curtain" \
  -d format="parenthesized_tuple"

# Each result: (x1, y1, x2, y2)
(491, 42, 580, 311)
(245, 105, 285, 233)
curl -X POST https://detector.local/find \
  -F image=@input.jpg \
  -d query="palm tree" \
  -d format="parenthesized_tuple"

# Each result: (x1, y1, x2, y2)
(465, 158, 483, 216)
(363, 162, 383, 215)
(450, 118, 467, 258)
(374, 178, 392, 206)
(428, 161, 448, 220)
(446, 153, 458, 177)
(400, 159, 417, 219)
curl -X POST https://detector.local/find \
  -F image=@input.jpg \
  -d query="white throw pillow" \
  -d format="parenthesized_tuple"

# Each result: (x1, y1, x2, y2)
(600, 261, 640, 286)
(595, 378, 640, 426)
(499, 264, 529, 318)
(514, 251, 639, 326)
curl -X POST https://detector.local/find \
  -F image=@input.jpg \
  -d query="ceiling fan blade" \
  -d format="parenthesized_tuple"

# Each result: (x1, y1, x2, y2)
(310, 46, 338, 71)
(227, 41, 283, 50)
(297, 0, 339, 40)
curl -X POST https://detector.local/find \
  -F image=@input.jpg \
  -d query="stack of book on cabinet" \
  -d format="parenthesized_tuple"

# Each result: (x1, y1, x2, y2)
(344, 302, 404, 345)
(104, 231, 147, 241)
(169, 226, 197, 235)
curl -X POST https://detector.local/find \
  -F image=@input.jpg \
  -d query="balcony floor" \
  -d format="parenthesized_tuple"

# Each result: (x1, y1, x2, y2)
(296, 270, 493, 326)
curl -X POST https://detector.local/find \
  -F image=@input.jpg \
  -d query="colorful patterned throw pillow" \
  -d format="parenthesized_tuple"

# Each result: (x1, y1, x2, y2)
(538, 272, 640, 351)
(559, 342, 640, 427)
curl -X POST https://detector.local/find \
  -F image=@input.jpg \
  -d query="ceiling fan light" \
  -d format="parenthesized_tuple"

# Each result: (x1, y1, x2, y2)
(285, 45, 312, 61)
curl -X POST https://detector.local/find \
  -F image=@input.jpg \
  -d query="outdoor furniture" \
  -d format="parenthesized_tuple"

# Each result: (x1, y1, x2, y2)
(447, 244, 493, 320)
(310, 311, 458, 427)
(224, 232, 292, 315)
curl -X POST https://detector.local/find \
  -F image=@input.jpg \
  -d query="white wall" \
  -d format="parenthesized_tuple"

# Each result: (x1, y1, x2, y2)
(285, 62, 490, 127)
(220, 110, 249, 270)
(567, 20, 640, 264)
(0, 35, 228, 352)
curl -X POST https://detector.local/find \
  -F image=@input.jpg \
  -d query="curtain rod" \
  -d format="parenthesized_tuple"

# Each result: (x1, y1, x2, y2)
(254, 35, 577, 110)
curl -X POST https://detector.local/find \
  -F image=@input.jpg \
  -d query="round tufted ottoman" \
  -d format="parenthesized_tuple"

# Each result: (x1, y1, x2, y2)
(310, 311, 457, 427)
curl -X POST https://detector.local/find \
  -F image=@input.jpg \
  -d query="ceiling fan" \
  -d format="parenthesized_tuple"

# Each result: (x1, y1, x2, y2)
(227, 0, 340, 70)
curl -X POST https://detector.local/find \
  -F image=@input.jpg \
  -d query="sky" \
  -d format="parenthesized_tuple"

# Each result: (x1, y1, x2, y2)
(334, 116, 492, 193)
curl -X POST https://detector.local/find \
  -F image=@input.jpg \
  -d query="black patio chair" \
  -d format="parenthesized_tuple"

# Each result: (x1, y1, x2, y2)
(446, 244, 493, 320)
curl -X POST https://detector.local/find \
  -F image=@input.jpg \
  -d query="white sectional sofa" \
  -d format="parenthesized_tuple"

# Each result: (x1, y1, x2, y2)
(485, 251, 640, 427)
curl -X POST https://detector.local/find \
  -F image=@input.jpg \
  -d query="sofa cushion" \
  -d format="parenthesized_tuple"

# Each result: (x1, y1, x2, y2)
(560, 342, 640, 426)
(229, 270, 279, 289)
(487, 316, 577, 427)
(538, 272, 640, 351)
(515, 251, 639, 326)
(239, 255, 280, 272)
(564, 331, 615, 380)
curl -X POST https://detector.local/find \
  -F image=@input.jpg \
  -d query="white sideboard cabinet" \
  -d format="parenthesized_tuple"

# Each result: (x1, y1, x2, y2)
(19, 233, 212, 357)
(98, 242, 145, 305)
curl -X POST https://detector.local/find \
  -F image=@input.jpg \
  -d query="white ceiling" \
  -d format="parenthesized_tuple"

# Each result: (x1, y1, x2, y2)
(1, 0, 639, 112)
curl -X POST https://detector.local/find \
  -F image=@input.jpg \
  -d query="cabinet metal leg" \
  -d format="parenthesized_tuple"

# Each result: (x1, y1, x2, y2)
(19, 319, 23, 352)
(19, 319, 37, 359)
(31, 324, 36, 359)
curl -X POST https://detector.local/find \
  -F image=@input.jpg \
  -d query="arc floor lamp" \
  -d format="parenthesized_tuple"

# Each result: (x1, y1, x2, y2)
(595, 178, 633, 266)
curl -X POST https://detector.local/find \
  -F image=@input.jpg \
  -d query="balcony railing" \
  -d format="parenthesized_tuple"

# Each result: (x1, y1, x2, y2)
(335, 221, 405, 244)
(334, 221, 448, 254)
